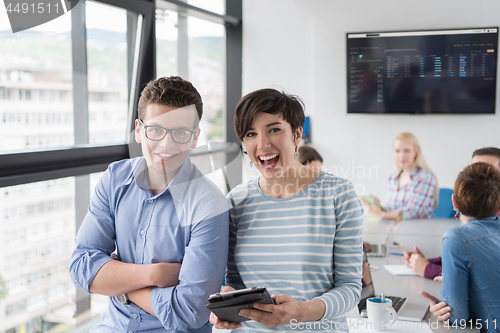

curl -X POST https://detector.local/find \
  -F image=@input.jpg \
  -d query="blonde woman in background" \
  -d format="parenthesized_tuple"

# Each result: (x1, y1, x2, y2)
(363, 132, 438, 220)
(298, 145, 323, 170)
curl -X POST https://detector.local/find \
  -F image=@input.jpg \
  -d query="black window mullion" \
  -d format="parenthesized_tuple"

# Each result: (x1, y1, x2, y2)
(130, 2, 156, 126)
(0, 145, 130, 188)
(72, 0, 89, 145)
(71, 0, 91, 318)
(224, 0, 243, 191)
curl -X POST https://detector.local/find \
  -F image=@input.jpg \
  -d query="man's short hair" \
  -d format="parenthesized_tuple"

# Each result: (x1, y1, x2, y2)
(234, 88, 305, 142)
(138, 76, 203, 121)
(454, 162, 500, 219)
(298, 145, 323, 166)
(472, 147, 500, 161)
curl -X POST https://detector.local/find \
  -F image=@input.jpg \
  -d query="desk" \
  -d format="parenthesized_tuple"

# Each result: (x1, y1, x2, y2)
(394, 218, 462, 257)
(354, 217, 478, 332)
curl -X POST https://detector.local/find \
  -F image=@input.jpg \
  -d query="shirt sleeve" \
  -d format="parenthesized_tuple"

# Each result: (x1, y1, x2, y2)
(440, 228, 471, 322)
(69, 168, 116, 293)
(224, 195, 246, 290)
(424, 260, 442, 279)
(316, 180, 364, 320)
(149, 196, 229, 330)
(402, 169, 437, 220)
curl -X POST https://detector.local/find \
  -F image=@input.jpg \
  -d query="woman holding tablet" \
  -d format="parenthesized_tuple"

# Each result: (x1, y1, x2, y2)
(210, 89, 364, 331)
(420, 162, 500, 331)
(362, 132, 438, 220)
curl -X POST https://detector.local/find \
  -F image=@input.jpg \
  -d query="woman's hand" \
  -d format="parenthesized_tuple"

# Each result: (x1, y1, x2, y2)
(402, 246, 428, 277)
(239, 294, 324, 328)
(209, 286, 242, 330)
(419, 291, 451, 322)
(360, 197, 383, 217)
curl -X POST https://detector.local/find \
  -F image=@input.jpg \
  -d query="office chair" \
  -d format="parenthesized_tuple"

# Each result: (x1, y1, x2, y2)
(434, 188, 455, 218)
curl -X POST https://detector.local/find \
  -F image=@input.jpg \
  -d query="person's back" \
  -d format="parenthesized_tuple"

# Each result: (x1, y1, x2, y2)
(441, 218, 500, 329)
(438, 162, 500, 332)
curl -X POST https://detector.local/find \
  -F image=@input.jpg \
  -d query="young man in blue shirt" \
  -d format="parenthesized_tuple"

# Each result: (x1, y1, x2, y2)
(70, 76, 229, 332)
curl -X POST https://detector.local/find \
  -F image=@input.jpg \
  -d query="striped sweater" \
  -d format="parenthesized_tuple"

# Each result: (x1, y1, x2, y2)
(226, 172, 364, 332)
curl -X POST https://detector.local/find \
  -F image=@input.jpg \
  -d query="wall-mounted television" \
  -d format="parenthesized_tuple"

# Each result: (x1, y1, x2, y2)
(346, 27, 498, 114)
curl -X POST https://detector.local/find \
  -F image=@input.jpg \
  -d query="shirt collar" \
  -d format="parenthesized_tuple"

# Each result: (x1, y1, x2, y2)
(476, 216, 500, 222)
(131, 156, 196, 201)
(397, 166, 420, 179)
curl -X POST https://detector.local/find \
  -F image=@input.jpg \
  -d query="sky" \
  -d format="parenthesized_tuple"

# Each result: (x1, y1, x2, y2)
(0, 0, 224, 37)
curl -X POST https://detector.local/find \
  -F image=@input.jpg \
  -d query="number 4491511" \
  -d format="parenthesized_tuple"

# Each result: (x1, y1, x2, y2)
(6, 2, 60, 14)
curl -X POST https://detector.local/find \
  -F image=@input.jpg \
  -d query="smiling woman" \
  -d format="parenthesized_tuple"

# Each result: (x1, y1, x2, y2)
(209, 88, 364, 332)
(361, 132, 438, 221)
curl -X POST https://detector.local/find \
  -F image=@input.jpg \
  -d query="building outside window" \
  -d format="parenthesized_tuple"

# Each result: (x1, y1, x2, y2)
(0, 0, 240, 332)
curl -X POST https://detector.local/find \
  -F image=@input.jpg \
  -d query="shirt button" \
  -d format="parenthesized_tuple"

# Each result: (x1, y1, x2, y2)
(140, 230, 145, 235)
(133, 314, 138, 319)
(149, 199, 153, 203)
(129, 331, 133, 333)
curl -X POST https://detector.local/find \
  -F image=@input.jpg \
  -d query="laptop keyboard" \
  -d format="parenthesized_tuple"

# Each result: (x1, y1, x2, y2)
(369, 244, 379, 253)
(386, 296, 407, 312)
(358, 296, 406, 314)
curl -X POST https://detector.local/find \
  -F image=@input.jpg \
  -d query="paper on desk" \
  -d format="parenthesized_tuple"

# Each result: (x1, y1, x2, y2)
(384, 265, 418, 276)
(347, 318, 433, 332)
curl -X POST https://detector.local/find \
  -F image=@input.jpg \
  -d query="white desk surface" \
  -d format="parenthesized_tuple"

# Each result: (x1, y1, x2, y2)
(357, 217, 478, 332)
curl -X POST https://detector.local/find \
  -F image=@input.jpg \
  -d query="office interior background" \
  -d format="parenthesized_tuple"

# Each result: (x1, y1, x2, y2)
(0, 0, 499, 332)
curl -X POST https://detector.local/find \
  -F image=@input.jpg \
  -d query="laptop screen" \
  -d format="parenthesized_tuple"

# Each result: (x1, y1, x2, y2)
(359, 249, 375, 310)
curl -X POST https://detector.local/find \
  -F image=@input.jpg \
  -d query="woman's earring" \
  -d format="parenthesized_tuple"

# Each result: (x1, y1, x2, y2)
(294, 146, 299, 160)
(250, 160, 254, 168)
(455, 210, 460, 219)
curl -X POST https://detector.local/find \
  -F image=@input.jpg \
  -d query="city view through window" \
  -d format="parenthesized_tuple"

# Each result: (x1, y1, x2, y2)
(0, 0, 227, 332)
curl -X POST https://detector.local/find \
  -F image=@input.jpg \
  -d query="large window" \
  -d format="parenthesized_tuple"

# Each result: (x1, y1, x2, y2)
(0, 13, 74, 152)
(156, 0, 232, 193)
(156, 2, 225, 143)
(0, 0, 241, 332)
(86, 1, 129, 145)
(0, 175, 109, 333)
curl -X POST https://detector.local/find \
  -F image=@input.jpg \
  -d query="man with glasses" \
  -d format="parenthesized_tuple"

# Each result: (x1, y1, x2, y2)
(70, 76, 229, 332)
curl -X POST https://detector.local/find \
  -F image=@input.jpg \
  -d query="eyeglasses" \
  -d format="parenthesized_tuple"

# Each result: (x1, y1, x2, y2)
(138, 118, 197, 144)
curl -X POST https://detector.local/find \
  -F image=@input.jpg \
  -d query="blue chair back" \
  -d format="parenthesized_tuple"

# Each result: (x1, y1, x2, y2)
(434, 188, 454, 218)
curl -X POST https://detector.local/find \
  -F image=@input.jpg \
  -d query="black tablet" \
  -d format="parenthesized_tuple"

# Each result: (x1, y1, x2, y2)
(206, 287, 276, 322)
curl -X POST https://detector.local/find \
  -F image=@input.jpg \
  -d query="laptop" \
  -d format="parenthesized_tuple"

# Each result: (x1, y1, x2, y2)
(364, 220, 399, 257)
(358, 250, 429, 322)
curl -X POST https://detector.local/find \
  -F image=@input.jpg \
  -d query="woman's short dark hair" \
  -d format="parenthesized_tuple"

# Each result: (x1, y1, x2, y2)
(234, 88, 305, 142)
(298, 145, 323, 166)
(138, 76, 203, 121)
(454, 162, 500, 219)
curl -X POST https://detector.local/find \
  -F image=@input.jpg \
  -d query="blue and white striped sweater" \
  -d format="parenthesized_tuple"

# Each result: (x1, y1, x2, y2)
(226, 172, 364, 332)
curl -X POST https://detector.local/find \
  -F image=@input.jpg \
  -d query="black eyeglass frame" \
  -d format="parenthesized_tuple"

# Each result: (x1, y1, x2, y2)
(138, 118, 198, 144)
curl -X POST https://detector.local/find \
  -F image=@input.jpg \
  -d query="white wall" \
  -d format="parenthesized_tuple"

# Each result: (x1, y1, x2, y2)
(242, 0, 500, 201)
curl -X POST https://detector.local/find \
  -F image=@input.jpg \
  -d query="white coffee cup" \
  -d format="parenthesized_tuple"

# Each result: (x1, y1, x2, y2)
(366, 297, 397, 331)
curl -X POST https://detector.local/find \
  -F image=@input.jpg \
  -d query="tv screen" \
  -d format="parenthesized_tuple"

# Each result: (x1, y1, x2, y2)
(346, 27, 498, 114)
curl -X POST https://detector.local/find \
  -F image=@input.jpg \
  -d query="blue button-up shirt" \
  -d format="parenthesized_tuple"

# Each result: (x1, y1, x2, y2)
(70, 157, 229, 332)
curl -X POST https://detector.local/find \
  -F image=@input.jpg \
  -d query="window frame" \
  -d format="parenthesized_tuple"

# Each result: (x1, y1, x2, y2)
(0, 0, 242, 189)
(0, 0, 241, 324)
